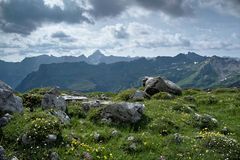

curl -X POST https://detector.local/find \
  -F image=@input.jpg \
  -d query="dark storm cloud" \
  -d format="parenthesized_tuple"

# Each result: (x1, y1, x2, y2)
(88, 0, 194, 18)
(88, 0, 129, 18)
(0, 0, 91, 35)
(135, 0, 194, 17)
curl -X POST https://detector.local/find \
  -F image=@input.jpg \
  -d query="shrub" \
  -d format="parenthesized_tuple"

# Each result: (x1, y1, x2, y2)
(192, 113, 218, 130)
(149, 117, 179, 136)
(66, 138, 113, 159)
(199, 131, 240, 159)
(183, 89, 202, 95)
(197, 95, 218, 105)
(23, 111, 62, 145)
(21, 93, 42, 109)
(213, 88, 239, 94)
(172, 104, 195, 114)
(183, 96, 196, 102)
(91, 130, 112, 143)
(121, 136, 144, 153)
(152, 92, 174, 100)
(68, 102, 86, 118)
(27, 88, 51, 95)
(114, 89, 136, 101)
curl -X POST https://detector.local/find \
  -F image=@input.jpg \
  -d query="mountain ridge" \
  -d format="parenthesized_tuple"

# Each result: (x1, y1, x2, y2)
(16, 52, 240, 92)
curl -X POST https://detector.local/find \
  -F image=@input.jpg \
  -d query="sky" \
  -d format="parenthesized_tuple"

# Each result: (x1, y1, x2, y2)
(0, 0, 239, 62)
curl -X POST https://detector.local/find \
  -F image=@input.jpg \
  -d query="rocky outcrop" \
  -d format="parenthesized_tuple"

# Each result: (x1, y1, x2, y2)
(41, 88, 66, 112)
(0, 80, 23, 113)
(131, 90, 147, 101)
(50, 110, 70, 124)
(142, 76, 182, 96)
(100, 102, 144, 124)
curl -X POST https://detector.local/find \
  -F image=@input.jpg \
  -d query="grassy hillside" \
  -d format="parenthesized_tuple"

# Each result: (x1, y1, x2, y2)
(1, 88, 240, 160)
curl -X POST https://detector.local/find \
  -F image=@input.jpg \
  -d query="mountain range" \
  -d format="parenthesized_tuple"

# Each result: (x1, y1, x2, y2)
(0, 50, 138, 88)
(14, 52, 240, 92)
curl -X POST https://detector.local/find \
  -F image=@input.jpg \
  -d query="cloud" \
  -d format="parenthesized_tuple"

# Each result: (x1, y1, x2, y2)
(0, 0, 197, 35)
(51, 31, 70, 38)
(88, 0, 129, 18)
(0, 0, 91, 35)
(199, 0, 240, 17)
(103, 24, 129, 39)
(135, 0, 194, 17)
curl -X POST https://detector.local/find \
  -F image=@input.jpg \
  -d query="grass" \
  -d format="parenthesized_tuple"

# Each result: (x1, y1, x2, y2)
(0, 88, 240, 159)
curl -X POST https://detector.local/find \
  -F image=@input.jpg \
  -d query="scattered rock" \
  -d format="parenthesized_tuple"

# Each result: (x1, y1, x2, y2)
(0, 80, 23, 113)
(50, 110, 70, 124)
(221, 127, 230, 135)
(184, 96, 196, 102)
(142, 76, 182, 96)
(46, 134, 57, 143)
(41, 88, 66, 112)
(11, 156, 19, 160)
(193, 113, 218, 129)
(82, 152, 93, 160)
(0, 113, 13, 127)
(0, 146, 5, 160)
(21, 134, 32, 145)
(50, 152, 60, 160)
(173, 133, 183, 144)
(111, 130, 119, 137)
(158, 156, 166, 160)
(93, 132, 100, 141)
(100, 102, 144, 124)
(0, 117, 9, 127)
(131, 90, 146, 101)
(82, 100, 101, 112)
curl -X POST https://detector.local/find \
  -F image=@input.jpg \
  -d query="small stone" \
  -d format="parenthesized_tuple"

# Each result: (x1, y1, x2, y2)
(47, 134, 57, 143)
(173, 133, 183, 144)
(111, 130, 118, 137)
(21, 134, 32, 145)
(0, 117, 9, 127)
(158, 156, 166, 160)
(221, 127, 230, 135)
(127, 136, 135, 141)
(11, 156, 19, 160)
(82, 152, 93, 160)
(93, 132, 100, 141)
(129, 143, 137, 151)
(0, 146, 5, 155)
(3, 113, 13, 120)
(50, 152, 59, 160)
(0, 146, 5, 160)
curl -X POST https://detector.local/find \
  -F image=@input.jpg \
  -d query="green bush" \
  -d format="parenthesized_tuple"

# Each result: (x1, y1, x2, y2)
(114, 89, 136, 101)
(172, 104, 195, 114)
(192, 114, 218, 130)
(183, 89, 202, 95)
(152, 92, 174, 100)
(148, 117, 179, 136)
(213, 88, 239, 94)
(68, 102, 86, 118)
(200, 131, 240, 159)
(122, 136, 144, 153)
(23, 111, 62, 145)
(21, 93, 42, 109)
(197, 95, 218, 105)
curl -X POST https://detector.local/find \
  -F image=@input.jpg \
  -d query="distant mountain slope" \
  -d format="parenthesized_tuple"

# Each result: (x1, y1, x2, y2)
(0, 50, 138, 88)
(179, 56, 240, 88)
(16, 52, 211, 92)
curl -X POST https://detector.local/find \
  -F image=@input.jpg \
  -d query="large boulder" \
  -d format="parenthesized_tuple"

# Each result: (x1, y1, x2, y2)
(100, 102, 144, 124)
(41, 88, 66, 111)
(0, 80, 23, 113)
(142, 76, 182, 96)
